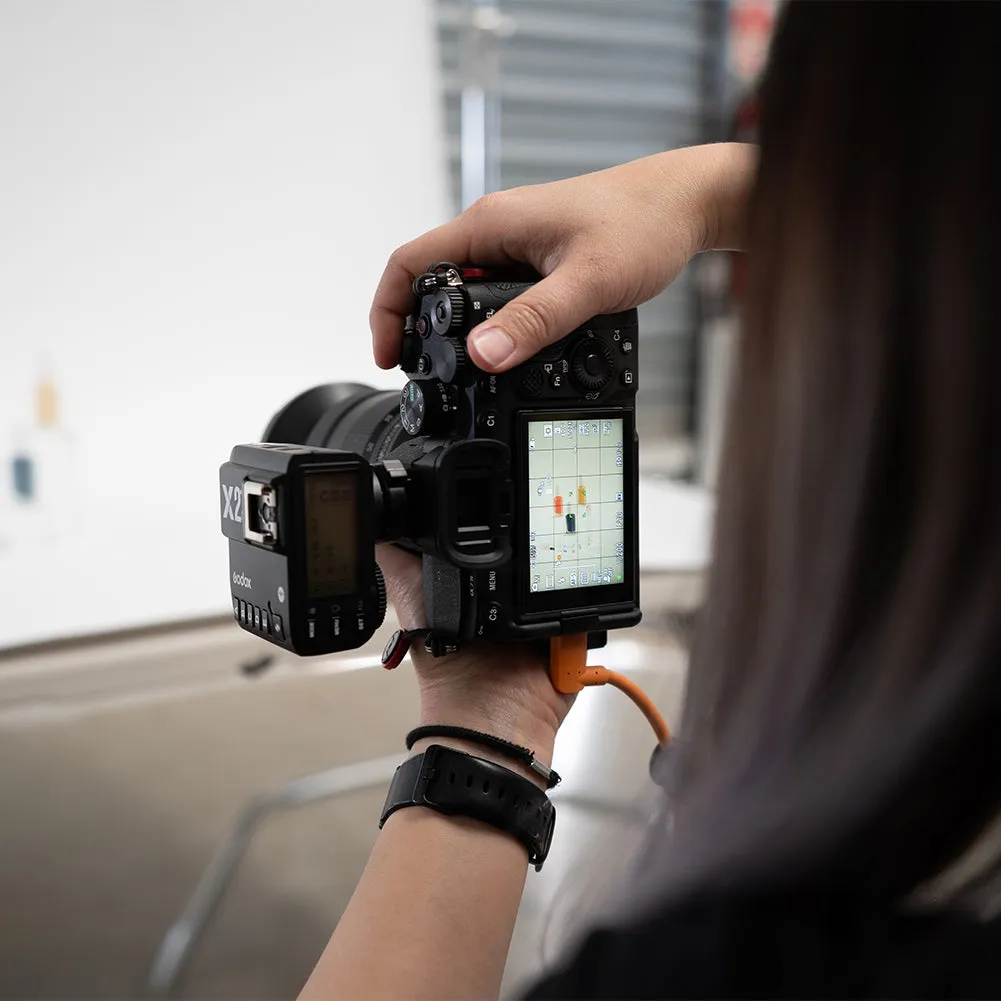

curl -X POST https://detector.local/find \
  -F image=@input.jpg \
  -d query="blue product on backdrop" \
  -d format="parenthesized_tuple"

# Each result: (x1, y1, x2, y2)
(12, 454, 34, 501)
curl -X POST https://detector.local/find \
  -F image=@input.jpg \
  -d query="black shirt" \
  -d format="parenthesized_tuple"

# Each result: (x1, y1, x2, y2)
(525, 891, 1001, 998)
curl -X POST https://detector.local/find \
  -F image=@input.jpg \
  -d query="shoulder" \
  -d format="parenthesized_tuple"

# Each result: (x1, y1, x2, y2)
(523, 890, 1001, 999)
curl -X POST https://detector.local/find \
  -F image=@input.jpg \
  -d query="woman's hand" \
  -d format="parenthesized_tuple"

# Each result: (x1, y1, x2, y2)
(377, 544, 570, 759)
(371, 143, 757, 373)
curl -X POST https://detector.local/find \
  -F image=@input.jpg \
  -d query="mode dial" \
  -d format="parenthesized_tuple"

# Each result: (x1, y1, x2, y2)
(570, 339, 615, 393)
(429, 287, 466, 336)
(400, 379, 457, 435)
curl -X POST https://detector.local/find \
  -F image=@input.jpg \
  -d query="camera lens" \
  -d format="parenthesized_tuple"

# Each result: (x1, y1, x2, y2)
(263, 383, 413, 463)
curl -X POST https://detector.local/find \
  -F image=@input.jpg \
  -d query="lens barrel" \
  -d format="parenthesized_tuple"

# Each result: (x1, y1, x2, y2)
(264, 384, 410, 461)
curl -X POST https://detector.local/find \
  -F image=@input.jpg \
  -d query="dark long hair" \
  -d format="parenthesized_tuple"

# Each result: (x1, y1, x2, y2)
(660, 1, 1001, 908)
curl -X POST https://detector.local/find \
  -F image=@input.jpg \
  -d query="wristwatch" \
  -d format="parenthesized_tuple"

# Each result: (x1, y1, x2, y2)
(380, 744, 557, 870)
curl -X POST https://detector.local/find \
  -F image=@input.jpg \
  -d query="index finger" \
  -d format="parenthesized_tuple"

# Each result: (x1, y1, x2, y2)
(369, 212, 517, 370)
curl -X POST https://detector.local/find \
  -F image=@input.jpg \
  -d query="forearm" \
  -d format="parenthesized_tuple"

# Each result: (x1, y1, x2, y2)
(300, 797, 531, 1001)
(299, 687, 561, 1001)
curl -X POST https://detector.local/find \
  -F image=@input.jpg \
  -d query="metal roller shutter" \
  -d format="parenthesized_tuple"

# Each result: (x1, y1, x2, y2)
(435, 0, 727, 448)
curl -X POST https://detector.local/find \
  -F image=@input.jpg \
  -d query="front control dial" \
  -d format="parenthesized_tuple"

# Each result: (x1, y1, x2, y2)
(429, 288, 466, 336)
(400, 379, 456, 435)
(570, 339, 615, 393)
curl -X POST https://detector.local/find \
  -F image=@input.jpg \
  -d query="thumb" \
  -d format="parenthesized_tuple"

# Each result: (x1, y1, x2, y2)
(466, 267, 607, 373)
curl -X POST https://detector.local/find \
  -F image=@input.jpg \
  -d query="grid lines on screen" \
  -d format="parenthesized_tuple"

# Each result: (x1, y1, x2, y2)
(526, 417, 625, 594)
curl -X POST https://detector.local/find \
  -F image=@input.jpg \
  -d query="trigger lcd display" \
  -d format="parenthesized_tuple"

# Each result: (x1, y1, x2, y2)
(304, 471, 358, 597)
(526, 416, 626, 594)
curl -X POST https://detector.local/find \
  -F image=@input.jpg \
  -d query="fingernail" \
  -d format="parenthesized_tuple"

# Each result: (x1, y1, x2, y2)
(469, 326, 515, 368)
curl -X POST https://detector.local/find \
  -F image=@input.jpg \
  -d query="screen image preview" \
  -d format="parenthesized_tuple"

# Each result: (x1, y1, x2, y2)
(526, 418, 626, 593)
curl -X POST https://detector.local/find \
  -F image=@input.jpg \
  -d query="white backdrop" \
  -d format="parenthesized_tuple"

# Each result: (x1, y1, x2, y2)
(0, 0, 450, 647)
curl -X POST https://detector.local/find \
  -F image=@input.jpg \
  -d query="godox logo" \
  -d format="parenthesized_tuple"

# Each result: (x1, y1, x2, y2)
(232, 572, 253, 589)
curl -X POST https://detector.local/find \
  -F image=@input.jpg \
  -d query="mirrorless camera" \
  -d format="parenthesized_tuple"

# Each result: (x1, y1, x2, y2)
(219, 263, 640, 656)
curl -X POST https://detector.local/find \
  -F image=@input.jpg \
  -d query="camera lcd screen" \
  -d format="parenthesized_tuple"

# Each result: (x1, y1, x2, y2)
(526, 417, 626, 594)
(304, 471, 358, 598)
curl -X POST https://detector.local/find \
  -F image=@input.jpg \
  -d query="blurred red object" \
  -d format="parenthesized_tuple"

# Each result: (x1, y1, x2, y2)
(729, 0, 777, 83)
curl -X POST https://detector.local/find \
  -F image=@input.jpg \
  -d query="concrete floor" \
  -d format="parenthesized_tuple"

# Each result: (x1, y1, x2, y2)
(0, 592, 690, 1000)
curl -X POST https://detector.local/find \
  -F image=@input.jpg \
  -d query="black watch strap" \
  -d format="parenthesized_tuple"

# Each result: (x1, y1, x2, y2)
(379, 744, 556, 871)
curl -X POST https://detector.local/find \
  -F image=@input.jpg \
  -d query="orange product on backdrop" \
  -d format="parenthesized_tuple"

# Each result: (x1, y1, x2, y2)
(577, 486, 586, 504)
(554, 496, 563, 516)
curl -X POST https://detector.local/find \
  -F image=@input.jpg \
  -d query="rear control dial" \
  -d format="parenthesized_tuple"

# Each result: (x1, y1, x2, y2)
(570, 339, 615, 392)
(400, 379, 456, 435)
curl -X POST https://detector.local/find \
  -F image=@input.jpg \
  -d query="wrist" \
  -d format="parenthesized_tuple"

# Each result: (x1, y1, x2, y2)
(692, 142, 758, 253)
(411, 645, 565, 755)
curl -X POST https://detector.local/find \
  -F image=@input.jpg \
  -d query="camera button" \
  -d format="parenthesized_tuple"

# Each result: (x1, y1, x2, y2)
(233, 597, 240, 620)
(549, 371, 565, 390)
(272, 613, 284, 638)
(620, 337, 634, 355)
(477, 408, 498, 432)
(239, 600, 248, 625)
(332, 615, 342, 638)
(262, 608, 271, 634)
(253, 606, 262, 631)
(570, 340, 614, 392)
(621, 369, 635, 387)
(518, 365, 545, 397)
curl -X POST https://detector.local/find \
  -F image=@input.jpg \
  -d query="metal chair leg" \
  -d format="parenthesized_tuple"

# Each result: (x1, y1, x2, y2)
(146, 754, 401, 998)
(146, 756, 652, 998)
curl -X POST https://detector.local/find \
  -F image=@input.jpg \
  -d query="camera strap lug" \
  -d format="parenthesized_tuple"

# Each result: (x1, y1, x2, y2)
(381, 628, 458, 669)
(412, 261, 465, 297)
(381, 628, 429, 670)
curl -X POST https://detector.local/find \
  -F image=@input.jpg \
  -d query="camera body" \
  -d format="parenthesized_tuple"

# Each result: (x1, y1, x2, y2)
(220, 264, 641, 656)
